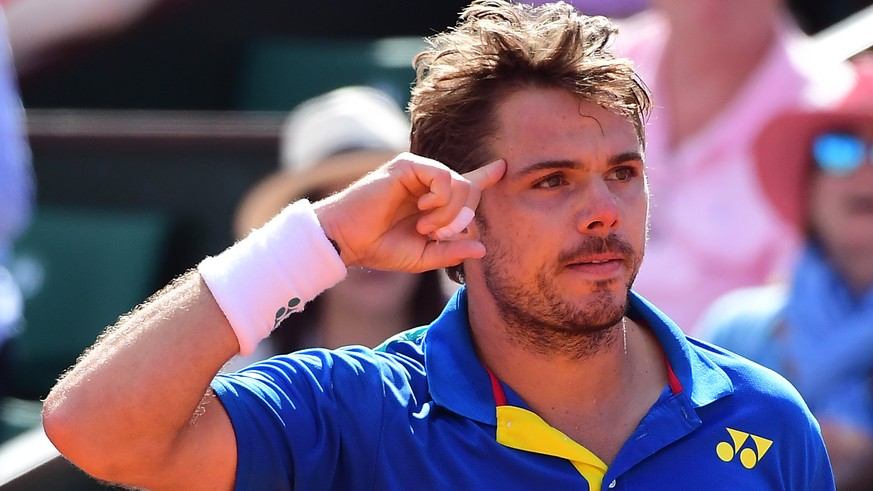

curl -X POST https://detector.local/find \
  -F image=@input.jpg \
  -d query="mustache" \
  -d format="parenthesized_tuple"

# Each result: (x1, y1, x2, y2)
(557, 233, 636, 264)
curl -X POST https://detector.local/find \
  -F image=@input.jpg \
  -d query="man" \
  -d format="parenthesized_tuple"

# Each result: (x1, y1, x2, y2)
(699, 57, 873, 490)
(42, 1, 833, 489)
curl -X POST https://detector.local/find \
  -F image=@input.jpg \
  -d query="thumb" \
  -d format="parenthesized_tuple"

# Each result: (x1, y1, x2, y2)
(418, 237, 487, 271)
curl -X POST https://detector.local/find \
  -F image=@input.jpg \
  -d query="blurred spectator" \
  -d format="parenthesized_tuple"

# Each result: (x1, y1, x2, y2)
(699, 58, 873, 491)
(15, 0, 470, 111)
(614, 0, 856, 332)
(0, 8, 35, 399)
(2, 0, 170, 77)
(227, 86, 448, 369)
(527, 0, 649, 18)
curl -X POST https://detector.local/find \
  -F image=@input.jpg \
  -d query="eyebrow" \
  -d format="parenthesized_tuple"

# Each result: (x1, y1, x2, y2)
(511, 151, 644, 180)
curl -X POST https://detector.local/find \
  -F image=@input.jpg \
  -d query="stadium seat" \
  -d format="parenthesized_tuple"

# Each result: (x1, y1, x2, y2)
(235, 36, 425, 112)
(4, 206, 173, 402)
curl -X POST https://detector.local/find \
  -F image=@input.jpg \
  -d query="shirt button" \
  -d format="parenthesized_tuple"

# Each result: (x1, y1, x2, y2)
(608, 479, 617, 488)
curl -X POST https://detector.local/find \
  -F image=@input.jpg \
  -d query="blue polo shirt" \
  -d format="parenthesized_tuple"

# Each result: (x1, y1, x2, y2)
(210, 287, 834, 490)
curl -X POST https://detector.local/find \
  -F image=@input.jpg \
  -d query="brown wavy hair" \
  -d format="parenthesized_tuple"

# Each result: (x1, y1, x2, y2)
(408, 0, 652, 283)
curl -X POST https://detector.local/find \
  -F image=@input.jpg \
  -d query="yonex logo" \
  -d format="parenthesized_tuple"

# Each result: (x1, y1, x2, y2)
(273, 297, 302, 331)
(716, 428, 773, 469)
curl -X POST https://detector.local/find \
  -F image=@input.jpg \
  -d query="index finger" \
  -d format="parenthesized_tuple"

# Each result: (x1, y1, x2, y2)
(463, 159, 506, 192)
(417, 159, 506, 240)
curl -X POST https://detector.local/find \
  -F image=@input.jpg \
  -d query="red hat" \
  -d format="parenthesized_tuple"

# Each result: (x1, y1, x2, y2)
(754, 56, 873, 228)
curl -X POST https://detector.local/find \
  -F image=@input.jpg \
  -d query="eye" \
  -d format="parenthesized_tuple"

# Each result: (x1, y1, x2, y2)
(534, 173, 567, 189)
(608, 166, 638, 182)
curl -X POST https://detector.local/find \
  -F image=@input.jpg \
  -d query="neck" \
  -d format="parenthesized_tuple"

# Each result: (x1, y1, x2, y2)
(471, 309, 667, 464)
(473, 316, 653, 410)
(814, 242, 873, 299)
(837, 265, 873, 299)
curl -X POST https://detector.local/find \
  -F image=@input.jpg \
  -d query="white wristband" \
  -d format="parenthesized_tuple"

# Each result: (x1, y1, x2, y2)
(198, 199, 347, 355)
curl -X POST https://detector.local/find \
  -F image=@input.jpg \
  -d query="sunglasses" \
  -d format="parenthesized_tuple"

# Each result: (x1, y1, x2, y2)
(812, 132, 873, 176)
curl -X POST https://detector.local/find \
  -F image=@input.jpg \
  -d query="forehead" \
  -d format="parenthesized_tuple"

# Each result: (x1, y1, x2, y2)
(490, 87, 640, 163)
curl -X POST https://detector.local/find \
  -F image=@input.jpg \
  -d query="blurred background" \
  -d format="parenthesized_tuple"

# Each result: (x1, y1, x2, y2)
(1, 0, 871, 489)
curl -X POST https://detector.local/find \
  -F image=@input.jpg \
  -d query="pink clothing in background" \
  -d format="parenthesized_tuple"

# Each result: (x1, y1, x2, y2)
(615, 12, 856, 333)
(526, 0, 649, 18)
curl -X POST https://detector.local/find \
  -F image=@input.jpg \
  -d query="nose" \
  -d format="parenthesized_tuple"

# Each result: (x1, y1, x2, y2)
(576, 179, 621, 235)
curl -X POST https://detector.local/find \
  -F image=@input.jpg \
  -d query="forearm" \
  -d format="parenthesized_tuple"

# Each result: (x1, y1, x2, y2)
(42, 200, 347, 487)
(42, 270, 239, 484)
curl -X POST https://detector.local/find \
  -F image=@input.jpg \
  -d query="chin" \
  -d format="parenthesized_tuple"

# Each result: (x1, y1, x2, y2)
(592, 295, 628, 319)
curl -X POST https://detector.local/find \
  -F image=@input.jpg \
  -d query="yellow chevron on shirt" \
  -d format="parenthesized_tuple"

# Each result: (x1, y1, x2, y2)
(716, 427, 774, 469)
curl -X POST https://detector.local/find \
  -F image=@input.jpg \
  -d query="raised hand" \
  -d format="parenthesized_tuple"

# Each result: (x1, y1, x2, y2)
(314, 152, 506, 273)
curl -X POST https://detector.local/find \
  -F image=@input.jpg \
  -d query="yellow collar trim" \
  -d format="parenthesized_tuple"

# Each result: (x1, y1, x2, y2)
(496, 405, 607, 491)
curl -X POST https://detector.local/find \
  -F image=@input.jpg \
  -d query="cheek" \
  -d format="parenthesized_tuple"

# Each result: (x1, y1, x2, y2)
(476, 211, 541, 270)
(806, 178, 860, 254)
(808, 178, 839, 228)
(477, 192, 543, 236)
(619, 185, 649, 235)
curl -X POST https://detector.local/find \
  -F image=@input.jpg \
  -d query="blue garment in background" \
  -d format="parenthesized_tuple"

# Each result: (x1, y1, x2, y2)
(0, 11, 35, 346)
(700, 245, 873, 435)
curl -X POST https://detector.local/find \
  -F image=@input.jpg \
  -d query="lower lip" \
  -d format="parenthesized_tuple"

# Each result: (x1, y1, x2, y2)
(567, 260, 624, 279)
(847, 201, 873, 214)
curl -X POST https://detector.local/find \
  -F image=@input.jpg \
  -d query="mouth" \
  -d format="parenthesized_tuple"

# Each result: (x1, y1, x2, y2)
(567, 253, 626, 265)
(558, 234, 636, 280)
(565, 255, 627, 278)
(846, 194, 873, 214)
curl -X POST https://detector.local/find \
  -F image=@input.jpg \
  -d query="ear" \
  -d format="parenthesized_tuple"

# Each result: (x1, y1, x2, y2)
(464, 194, 493, 242)
(464, 216, 482, 241)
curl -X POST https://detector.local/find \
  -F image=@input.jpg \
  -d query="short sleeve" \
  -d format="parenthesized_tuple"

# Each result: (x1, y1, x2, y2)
(211, 348, 393, 491)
